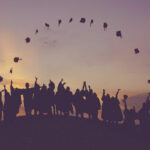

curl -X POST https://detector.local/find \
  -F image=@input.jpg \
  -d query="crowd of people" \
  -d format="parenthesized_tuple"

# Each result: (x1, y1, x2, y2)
(0, 78, 150, 130)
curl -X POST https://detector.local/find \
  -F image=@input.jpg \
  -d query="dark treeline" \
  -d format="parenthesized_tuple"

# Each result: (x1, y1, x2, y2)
(0, 78, 150, 131)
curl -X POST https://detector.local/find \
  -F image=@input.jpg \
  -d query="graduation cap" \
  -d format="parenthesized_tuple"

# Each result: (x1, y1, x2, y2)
(14, 57, 22, 63)
(69, 18, 73, 23)
(0, 76, 3, 82)
(58, 19, 62, 26)
(80, 18, 86, 23)
(90, 19, 94, 27)
(148, 80, 150, 84)
(10, 68, 13, 74)
(25, 37, 31, 43)
(116, 31, 122, 38)
(103, 22, 108, 31)
(45, 23, 50, 29)
(35, 29, 38, 34)
(134, 48, 140, 54)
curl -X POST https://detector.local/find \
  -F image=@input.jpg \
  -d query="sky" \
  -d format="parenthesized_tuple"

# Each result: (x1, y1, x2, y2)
(0, 0, 150, 100)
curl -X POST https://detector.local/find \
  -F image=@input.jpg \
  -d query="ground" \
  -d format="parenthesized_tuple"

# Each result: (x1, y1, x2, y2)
(0, 116, 150, 150)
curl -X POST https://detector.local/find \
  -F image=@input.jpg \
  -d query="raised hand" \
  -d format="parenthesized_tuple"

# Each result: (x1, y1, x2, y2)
(88, 85, 91, 90)
(35, 77, 38, 81)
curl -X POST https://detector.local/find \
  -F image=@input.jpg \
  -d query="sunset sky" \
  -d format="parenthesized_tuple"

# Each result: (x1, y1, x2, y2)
(0, 0, 150, 99)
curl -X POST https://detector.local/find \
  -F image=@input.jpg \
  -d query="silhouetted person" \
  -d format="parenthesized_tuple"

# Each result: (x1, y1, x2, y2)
(101, 89, 111, 122)
(91, 92, 101, 120)
(110, 89, 123, 123)
(63, 86, 73, 116)
(10, 80, 22, 120)
(80, 81, 89, 118)
(123, 95, 137, 128)
(33, 77, 41, 116)
(0, 90, 3, 121)
(55, 79, 66, 115)
(47, 80, 55, 116)
(86, 87, 94, 119)
(73, 89, 83, 117)
(39, 84, 49, 115)
(3, 85, 11, 121)
(21, 82, 34, 116)
(138, 93, 150, 134)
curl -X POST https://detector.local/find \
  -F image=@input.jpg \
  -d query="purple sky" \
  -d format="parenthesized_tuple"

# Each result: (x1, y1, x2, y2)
(0, 0, 150, 98)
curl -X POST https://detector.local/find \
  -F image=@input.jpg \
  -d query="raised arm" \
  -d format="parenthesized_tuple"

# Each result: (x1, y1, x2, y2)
(101, 89, 106, 101)
(88, 85, 91, 91)
(10, 80, 15, 94)
(82, 81, 88, 91)
(34, 77, 39, 88)
(3, 85, 8, 94)
(123, 95, 128, 110)
(115, 89, 121, 99)
(146, 93, 150, 102)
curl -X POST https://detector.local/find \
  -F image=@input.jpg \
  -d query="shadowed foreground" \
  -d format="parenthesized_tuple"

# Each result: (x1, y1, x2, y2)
(0, 116, 150, 150)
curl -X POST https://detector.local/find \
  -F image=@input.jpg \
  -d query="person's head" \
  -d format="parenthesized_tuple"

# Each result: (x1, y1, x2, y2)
(111, 96, 115, 101)
(124, 95, 128, 100)
(66, 86, 70, 91)
(76, 89, 80, 93)
(89, 89, 93, 94)
(49, 81, 55, 90)
(25, 83, 29, 89)
(42, 84, 47, 90)
(106, 94, 110, 99)
(93, 93, 97, 97)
